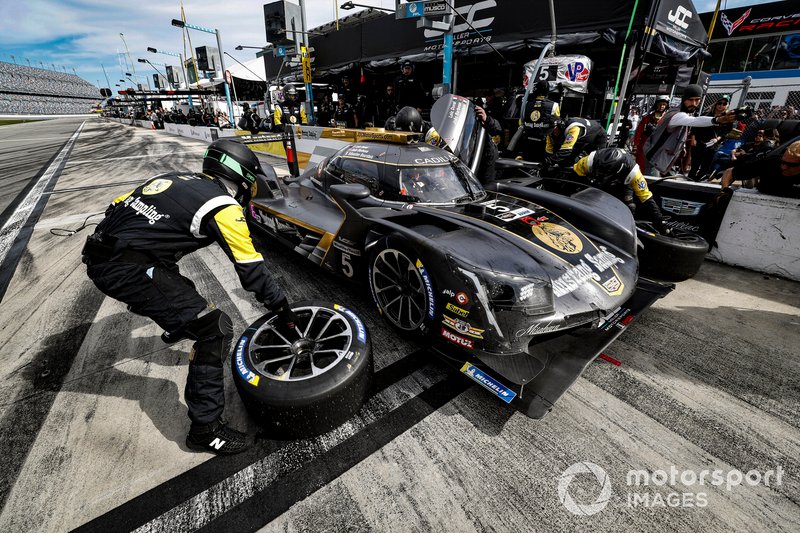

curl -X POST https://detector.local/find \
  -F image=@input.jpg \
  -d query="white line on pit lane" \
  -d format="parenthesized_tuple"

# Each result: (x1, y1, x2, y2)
(68, 151, 205, 164)
(0, 137, 79, 142)
(0, 122, 85, 265)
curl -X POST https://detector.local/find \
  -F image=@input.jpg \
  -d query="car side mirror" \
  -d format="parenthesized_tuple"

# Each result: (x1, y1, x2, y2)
(329, 183, 370, 202)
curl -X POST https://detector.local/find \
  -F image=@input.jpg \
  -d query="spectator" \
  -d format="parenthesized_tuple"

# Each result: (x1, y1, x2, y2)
(216, 111, 231, 129)
(732, 128, 778, 162)
(393, 60, 425, 111)
(643, 84, 736, 176)
(720, 139, 800, 198)
(633, 95, 669, 173)
(688, 94, 732, 181)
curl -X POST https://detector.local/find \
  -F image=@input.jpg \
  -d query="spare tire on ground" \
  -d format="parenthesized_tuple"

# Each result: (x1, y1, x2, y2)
(637, 223, 710, 282)
(232, 300, 373, 439)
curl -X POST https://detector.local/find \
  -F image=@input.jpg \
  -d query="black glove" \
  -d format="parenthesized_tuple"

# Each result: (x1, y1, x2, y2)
(641, 198, 666, 232)
(271, 298, 300, 339)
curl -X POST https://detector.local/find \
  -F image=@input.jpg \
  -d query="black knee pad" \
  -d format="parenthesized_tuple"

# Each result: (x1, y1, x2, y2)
(185, 308, 233, 367)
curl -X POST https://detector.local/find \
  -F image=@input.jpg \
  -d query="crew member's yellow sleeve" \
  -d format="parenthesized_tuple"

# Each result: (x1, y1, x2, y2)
(629, 168, 653, 202)
(573, 155, 591, 177)
(273, 106, 283, 125)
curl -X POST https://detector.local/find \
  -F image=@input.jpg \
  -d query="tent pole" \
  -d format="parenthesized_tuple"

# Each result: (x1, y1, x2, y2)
(608, 41, 637, 147)
(605, 0, 641, 131)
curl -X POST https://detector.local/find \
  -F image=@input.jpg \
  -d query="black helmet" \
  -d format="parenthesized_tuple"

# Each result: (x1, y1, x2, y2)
(395, 106, 423, 132)
(203, 139, 266, 204)
(589, 148, 636, 188)
(384, 115, 397, 131)
(283, 84, 298, 98)
(533, 80, 550, 97)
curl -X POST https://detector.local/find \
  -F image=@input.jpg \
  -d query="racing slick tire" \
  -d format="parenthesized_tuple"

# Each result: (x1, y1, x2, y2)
(232, 300, 373, 439)
(636, 223, 709, 282)
(368, 239, 438, 340)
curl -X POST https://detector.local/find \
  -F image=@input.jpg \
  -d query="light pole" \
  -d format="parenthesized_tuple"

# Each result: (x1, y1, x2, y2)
(171, 18, 234, 125)
(138, 58, 168, 89)
(340, 2, 395, 13)
(147, 47, 194, 108)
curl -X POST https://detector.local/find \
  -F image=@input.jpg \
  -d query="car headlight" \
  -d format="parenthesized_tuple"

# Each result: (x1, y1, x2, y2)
(447, 255, 554, 317)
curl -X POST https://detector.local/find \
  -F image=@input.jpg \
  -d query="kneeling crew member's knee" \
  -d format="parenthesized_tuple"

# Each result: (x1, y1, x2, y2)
(184, 308, 233, 367)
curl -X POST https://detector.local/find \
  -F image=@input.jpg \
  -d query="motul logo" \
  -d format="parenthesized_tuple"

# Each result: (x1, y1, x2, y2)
(441, 327, 474, 348)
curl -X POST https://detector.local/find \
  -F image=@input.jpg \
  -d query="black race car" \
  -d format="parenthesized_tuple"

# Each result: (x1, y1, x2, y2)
(245, 131, 671, 418)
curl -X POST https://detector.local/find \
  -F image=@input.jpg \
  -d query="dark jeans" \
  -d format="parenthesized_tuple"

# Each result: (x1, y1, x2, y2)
(87, 262, 226, 424)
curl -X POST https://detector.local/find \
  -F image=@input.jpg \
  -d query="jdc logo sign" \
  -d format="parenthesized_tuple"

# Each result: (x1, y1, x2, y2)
(424, 0, 496, 38)
(668, 5, 693, 30)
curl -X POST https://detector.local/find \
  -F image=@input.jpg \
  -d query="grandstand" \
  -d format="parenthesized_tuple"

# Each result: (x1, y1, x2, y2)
(0, 60, 99, 115)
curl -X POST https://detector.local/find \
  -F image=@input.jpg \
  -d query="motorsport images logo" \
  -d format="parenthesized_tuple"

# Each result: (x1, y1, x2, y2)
(557, 462, 612, 516)
(558, 462, 785, 515)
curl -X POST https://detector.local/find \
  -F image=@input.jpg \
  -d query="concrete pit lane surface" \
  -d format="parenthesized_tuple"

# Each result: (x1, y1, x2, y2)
(0, 117, 797, 532)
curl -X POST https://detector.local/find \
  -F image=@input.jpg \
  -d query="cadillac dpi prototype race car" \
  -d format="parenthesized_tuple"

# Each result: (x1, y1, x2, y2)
(243, 121, 671, 419)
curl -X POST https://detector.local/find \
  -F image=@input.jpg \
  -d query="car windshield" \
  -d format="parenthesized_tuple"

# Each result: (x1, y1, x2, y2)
(395, 160, 483, 204)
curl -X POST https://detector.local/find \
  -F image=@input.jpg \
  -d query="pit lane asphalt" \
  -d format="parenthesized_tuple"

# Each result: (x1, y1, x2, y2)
(0, 117, 797, 532)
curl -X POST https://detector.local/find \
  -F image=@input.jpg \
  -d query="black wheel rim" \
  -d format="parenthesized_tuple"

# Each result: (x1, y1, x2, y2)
(371, 249, 427, 331)
(248, 305, 353, 381)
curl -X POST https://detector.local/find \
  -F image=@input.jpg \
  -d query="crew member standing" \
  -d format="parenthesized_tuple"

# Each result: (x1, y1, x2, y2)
(82, 139, 298, 455)
(394, 60, 425, 111)
(633, 95, 669, 173)
(273, 84, 307, 130)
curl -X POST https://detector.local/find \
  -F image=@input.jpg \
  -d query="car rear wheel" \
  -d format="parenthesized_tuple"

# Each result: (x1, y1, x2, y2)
(232, 300, 373, 438)
(369, 241, 436, 337)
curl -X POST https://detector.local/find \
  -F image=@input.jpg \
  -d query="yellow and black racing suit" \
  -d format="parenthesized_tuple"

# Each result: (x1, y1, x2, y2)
(546, 118, 608, 167)
(83, 171, 285, 424)
(274, 102, 307, 129)
(573, 151, 664, 225)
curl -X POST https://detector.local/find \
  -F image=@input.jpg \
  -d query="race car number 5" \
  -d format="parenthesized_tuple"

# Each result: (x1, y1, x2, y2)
(341, 252, 354, 277)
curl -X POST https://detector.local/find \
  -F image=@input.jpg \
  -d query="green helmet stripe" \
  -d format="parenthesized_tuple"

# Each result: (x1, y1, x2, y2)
(209, 150, 257, 184)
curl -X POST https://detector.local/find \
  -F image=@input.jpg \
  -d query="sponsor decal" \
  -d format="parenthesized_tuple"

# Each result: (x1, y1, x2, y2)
(552, 246, 625, 297)
(603, 277, 621, 293)
(142, 178, 172, 195)
(565, 62, 590, 83)
(301, 129, 319, 140)
(412, 156, 449, 164)
(441, 327, 475, 348)
(637, 180, 647, 190)
(333, 240, 362, 256)
(442, 315, 484, 339)
(661, 197, 705, 216)
(497, 208, 536, 222)
(531, 222, 583, 254)
(122, 196, 167, 225)
(456, 292, 469, 305)
(667, 4, 693, 30)
(721, 8, 751, 36)
(665, 220, 700, 232)
(519, 215, 548, 226)
(442, 288, 455, 297)
(235, 336, 259, 386)
(446, 302, 469, 317)
(598, 306, 634, 331)
(416, 259, 436, 320)
(565, 133, 576, 142)
(530, 110, 541, 122)
(515, 321, 561, 339)
(460, 362, 517, 403)
(334, 304, 366, 343)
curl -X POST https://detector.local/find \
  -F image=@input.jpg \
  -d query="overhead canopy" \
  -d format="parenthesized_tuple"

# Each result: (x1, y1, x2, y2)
(228, 56, 268, 82)
(263, 0, 645, 77)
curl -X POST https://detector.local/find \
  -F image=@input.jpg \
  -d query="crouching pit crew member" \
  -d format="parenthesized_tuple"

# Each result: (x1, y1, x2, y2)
(573, 147, 666, 229)
(82, 139, 298, 455)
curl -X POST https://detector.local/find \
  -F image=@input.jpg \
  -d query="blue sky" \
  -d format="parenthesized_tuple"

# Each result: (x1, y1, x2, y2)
(0, 0, 782, 89)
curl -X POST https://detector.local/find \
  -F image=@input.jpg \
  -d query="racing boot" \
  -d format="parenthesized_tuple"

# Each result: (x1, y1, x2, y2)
(186, 418, 250, 455)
